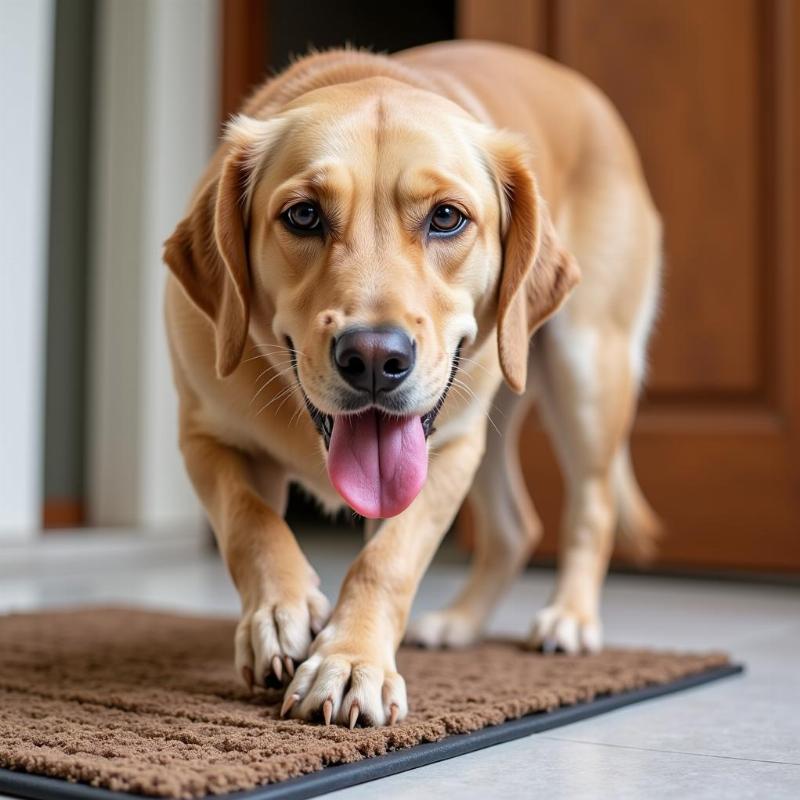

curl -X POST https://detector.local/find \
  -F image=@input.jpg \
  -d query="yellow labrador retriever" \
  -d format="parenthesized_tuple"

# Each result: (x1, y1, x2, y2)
(164, 41, 662, 728)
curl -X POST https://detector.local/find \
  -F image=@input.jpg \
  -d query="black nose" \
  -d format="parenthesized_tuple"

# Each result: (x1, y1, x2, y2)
(333, 326, 415, 395)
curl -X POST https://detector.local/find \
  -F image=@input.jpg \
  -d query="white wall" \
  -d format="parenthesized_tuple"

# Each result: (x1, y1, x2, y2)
(0, 0, 54, 539)
(89, 0, 218, 529)
(140, 1, 219, 528)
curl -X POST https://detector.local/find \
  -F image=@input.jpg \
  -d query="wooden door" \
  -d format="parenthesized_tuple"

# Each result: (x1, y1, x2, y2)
(459, 0, 800, 572)
(221, 1, 800, 572)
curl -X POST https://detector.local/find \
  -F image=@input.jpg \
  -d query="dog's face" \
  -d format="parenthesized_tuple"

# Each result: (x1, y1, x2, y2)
(165, 78, 578, 519)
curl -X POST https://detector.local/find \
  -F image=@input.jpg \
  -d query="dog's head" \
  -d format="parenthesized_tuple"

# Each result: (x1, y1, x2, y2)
(165, 78, 579, 518)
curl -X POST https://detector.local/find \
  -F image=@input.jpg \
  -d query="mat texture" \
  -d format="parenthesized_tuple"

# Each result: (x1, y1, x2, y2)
(0, 608, 731, 799)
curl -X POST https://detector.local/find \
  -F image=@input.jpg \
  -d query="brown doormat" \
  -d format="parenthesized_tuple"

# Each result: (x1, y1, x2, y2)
(0, 608, 740, 800)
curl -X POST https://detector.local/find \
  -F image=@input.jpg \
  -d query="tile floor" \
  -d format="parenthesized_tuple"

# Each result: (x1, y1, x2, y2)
(1, 531, 798, 799)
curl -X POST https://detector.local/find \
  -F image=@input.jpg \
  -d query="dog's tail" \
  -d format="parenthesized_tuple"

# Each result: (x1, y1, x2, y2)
(613, 446, 662, 564)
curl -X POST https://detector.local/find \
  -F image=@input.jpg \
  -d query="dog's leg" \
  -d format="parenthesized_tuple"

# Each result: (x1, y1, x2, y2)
(282, 422, 486, 727)
(406, 383, 540, 647)
(527, 315, 638, 654)
(180, 426, 330, 689)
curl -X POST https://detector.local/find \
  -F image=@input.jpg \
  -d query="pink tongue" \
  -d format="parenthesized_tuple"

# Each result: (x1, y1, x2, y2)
(327, 409, 428, 519)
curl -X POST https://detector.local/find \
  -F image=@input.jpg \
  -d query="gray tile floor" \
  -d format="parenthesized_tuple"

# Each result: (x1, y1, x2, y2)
(2, 531, 799, 799)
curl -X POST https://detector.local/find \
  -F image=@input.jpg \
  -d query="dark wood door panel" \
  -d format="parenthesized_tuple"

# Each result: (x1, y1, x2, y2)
(557, 0, 762, 394)
(458, 0, 547, 51)
(520, 410, 800, 572)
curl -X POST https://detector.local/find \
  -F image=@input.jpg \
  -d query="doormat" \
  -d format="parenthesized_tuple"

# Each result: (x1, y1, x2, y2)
(0, 608, 741, 800)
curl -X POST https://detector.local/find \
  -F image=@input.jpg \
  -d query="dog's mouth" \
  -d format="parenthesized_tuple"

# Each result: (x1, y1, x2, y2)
(289, 341, 461, 519)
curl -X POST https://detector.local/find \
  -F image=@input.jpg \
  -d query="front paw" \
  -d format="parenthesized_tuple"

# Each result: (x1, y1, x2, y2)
(281, 630, 407, 727)
(528, 603, 602, 655)
(235, 583, 331, 691)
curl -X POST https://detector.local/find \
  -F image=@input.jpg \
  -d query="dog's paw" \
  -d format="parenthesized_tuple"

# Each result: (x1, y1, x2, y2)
(235, 585, 331, 691)
(405, 609, 482, 648)
(527, 604, 602, 655)
(280, 632, 407, 727)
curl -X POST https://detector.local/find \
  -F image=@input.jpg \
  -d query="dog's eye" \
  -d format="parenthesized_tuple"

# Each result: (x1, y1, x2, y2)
(283, 202, 322, 234)
(429, 204, 467, 237)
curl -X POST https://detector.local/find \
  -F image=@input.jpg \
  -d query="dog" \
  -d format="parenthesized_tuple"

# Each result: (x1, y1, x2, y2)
(164, 40, 662, 728)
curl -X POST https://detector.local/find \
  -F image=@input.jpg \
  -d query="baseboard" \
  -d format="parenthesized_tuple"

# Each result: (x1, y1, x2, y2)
(0, 525, 208, 575)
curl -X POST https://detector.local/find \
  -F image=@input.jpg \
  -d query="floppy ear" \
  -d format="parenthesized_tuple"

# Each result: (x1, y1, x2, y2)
(488, 133, 581, 394)
(163, 116, 284, 378)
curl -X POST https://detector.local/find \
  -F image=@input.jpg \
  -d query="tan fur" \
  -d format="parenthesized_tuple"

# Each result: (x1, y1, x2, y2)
(164, 41, 662, 725)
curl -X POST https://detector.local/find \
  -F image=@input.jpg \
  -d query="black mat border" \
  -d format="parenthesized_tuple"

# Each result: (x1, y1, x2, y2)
(0, 663, 743, 800)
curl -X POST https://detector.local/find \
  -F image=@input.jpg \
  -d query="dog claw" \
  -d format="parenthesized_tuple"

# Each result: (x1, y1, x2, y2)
(284, 656, 295, 677)
(349, 703, 359, 730)
(241, 666, 254, 693)
(271, 655, 283, 682)
(280, 692, 300, 718)
(389, 703, 399, 726)
(322, 698, 333, 726)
